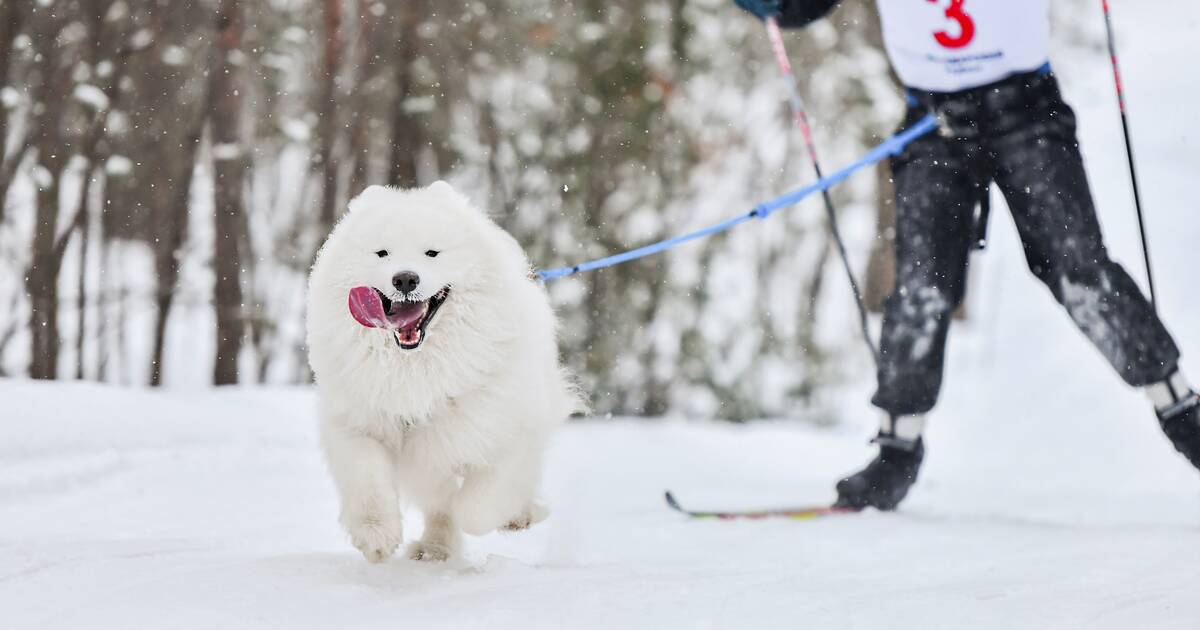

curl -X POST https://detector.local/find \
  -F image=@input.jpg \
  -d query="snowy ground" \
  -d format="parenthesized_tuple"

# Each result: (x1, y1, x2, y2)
(3, 380, 1199, 630)
(4, 2, 1200, 628)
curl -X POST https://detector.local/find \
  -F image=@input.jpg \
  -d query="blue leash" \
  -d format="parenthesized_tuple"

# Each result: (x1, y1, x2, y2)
(535, 114, 938, 282)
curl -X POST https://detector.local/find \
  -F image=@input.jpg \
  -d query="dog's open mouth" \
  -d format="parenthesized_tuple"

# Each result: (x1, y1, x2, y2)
(348, 286, 450, 350)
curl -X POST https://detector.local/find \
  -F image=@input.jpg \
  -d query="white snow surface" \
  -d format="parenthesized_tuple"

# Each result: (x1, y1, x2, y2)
(2, 378, 1199, 630)
(4, 2, 1200, 628)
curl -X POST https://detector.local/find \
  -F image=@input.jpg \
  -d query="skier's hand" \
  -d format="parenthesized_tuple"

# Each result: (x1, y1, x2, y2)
(734, 0, 783, 20)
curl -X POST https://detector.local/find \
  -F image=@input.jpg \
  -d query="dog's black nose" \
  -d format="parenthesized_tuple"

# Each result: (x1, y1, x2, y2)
(392, 271, 420, 294)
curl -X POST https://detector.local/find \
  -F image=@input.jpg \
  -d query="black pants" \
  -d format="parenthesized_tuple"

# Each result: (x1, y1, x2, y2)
(872, 70, 1180, 417)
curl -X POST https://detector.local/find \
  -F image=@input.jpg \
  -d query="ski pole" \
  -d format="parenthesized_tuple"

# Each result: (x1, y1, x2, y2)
(764, 16, 880, 367)
(1100, 0, 1157, 310)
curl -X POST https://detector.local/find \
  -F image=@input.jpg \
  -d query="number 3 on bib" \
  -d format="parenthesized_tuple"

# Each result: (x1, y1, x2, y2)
(927, 0, 975, 49)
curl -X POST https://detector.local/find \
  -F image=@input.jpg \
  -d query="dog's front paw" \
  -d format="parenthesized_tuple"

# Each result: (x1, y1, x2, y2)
(407, 540, 453, 562)
(346, 517, 402, 563)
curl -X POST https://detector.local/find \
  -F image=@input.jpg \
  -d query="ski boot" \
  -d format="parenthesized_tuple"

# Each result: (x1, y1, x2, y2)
(1157, 388, 1200, 470)
(834, 434, 924, 511)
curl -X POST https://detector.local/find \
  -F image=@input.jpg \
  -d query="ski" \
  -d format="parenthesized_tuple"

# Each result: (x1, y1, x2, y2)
(664, 490, 860, 520)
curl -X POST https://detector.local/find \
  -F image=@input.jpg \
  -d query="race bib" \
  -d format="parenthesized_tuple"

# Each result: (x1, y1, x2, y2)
(877, 0, 1050, 92)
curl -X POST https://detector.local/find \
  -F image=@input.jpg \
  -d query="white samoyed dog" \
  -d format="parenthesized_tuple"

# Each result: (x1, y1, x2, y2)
(307, 182, 579, 562)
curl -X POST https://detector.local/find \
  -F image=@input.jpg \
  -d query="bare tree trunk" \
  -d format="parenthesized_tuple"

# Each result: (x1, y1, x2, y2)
(93, 11, 189, 388)
(74, 0, 120, 380)
(97, 217, 113, 382)
(387, 0, 422, 188)
(210, 0, 246, 385)
(25, 12, 73, 380)
(27, 126, 69, 379)
(117, 277, 128, 385)
(315, 0, 343, 231)
(147, 130, 198, 387)
(864, 162, 896, 313)
(347, 0, 379, 195)
(0, 291, 20, 374)
(91, 191, 109, 380)
(74, 168, 96, 379)
(0, 1, 17, 152)
(27, 181, 65, 379)
(0, 0, 23, 220)
(0, 142, 29, 224)
(236, 194, 271, 384)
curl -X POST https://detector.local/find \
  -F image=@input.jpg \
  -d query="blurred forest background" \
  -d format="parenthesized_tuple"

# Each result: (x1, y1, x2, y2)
(0, 0, 1090, 420)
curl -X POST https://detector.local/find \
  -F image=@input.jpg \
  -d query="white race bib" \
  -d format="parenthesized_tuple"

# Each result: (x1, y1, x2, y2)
(877, 0, 1050, 93)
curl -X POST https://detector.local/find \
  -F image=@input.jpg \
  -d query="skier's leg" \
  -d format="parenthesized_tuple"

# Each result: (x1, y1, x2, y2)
(990, 76, 1180, 388)
(837, 107, 980, 510)
(990, 74, 1200, 472)
(870, 116, 979, 420)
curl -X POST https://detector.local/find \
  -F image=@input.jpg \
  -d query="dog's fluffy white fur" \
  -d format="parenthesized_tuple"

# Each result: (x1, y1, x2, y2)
(307, 182, 579, 563)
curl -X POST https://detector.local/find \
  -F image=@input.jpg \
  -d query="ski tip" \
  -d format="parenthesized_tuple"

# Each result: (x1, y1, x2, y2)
(663, 490, 683, 512)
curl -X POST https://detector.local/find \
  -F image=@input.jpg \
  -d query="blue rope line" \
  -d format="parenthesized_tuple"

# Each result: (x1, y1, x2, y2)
(535, 114, 938, 282)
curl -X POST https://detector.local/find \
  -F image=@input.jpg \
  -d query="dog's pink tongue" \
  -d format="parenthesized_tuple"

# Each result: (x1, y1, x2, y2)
(348, 286, 428, 333)
(348, 286, 388, 328)
(387, 301, 426, 330)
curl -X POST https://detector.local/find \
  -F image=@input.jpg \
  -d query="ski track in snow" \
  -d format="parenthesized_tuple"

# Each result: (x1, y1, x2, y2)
(4, 2, 1200, 628)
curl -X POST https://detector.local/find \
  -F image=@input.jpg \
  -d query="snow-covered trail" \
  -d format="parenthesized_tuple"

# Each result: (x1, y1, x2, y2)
(4, 1, 1200, 628)
(2, 381, 1199, 630)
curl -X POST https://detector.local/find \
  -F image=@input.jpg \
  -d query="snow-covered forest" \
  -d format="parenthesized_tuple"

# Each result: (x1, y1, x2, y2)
(0, 0, 930, 419)
(0, 0, 1110, 420)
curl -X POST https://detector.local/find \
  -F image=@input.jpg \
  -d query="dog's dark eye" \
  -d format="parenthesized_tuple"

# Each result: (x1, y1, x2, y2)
(425, 250, 440, 258)
(375, 250, 388, 258)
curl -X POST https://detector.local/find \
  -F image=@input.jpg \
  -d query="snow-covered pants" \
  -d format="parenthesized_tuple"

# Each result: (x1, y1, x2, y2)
(872, 69, 1180, 416)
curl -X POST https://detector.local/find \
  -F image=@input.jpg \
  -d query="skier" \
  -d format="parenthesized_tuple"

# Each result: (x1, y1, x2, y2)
(733, 0, 1200, 510)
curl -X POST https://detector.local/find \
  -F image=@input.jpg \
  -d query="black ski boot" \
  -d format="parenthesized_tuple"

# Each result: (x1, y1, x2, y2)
(834, 435, 924, 511)
(1157, 390, 1200, 470)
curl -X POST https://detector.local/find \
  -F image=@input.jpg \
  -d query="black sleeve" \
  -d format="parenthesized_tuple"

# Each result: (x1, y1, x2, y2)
(776, 0, 842, 28)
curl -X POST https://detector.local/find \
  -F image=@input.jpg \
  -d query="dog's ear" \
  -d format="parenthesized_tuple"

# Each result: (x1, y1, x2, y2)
(359, 184, 389, 196)
(349, 185, 393, 211)
(427, 180, 458, 198)
(427, 180, 480, 211)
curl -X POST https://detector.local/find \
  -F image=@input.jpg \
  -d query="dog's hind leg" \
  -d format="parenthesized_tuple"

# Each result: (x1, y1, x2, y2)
(452, 442, 545, 536)
(501, 501, 549, 532)
(408, 511, 461, 561)
(322, 420, 402, 563)
(407, 477, 462, 562)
